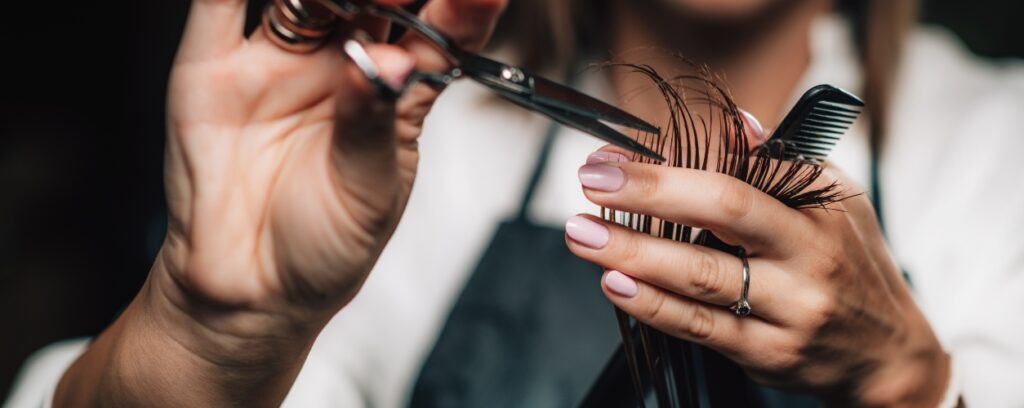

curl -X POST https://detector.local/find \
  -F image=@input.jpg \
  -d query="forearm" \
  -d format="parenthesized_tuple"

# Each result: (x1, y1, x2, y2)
(54, 275, 315, 407)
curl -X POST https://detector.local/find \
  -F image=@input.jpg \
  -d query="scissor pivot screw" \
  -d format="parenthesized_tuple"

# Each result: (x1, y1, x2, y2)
(500, 67, 526, 83)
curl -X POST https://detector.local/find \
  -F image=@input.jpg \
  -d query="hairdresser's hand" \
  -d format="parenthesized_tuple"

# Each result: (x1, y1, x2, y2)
(55, 0, 505, 406)
(567, 146, 950, 407)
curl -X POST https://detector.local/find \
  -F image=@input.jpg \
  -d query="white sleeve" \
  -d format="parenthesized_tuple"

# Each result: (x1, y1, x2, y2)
(937, 84, 1024, 408)
(281, 340, 366, 408)
(3, 339, 89, 408)
(886, 46, 1024, 407)
(2, 337, 365, 408)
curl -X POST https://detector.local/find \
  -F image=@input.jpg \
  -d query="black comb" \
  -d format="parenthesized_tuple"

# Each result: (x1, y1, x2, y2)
(768, 84, 864, 162)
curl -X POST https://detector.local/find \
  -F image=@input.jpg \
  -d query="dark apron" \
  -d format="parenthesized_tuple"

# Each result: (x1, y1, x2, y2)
(409, 117, 827, 408)
(409, 123, 623, 407)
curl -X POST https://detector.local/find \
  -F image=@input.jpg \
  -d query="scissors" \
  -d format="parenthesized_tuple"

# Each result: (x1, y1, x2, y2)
(264, 0, 665, 161)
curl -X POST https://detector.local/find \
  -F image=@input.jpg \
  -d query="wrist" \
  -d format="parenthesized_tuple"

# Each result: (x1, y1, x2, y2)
(147, 255, 321, 368)
(853, 346, 950, 408)
(55, 259, 321, 407)
(827, 312, 950, 408)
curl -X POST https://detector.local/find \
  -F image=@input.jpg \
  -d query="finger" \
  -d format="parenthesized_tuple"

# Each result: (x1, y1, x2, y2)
(587, 146, 633, 164)
(599, 269, 779, 360)
(577, 162, 813, 256)
(796, 168, 909, 292)
(359, 0, 423, 40)
(379, 0, 505, 141)
(179, 0, 249, 60)
(565, 215, 793, 320)
(738, 108, 767, 147)
(330, 43, 417, 220)
(399, 0, 507, 72)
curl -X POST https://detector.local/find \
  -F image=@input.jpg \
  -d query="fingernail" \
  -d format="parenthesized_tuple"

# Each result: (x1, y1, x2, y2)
(565, 215, 609, 249)
(578, 164, 625, 192)
(379, 54, 416, 91)
(605, 271, 638, 298)
(739, 108, 766, 141)
(587, 151, 631, 164)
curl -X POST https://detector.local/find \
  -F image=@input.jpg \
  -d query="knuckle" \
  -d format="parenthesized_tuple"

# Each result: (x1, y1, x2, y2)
(688, 250, 726, 298)
(813, 239, 846, 278)
(618, 233, 645, 269)
(630, 165, 662, 200)
(764, 343, 804, 373)
(642, 289, 668, 323)
(682, 304, 716, 340)
(716, 177, 755, 221)
(802, 291, 837, 331)
(753, 334, 807, 373)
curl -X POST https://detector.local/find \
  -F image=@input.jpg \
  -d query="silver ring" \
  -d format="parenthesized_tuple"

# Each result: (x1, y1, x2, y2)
(730, 249, 752, 317)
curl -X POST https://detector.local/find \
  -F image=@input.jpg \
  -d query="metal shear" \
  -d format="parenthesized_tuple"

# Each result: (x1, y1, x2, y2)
(265, 0, 665, 161)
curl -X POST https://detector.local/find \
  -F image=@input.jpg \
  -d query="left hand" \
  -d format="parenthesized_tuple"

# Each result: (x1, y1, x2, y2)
(565, 148, 950, 406)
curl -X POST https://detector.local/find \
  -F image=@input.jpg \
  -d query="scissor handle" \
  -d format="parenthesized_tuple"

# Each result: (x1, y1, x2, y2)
(296, 0, 466, 64)
(363, 5, 467, 63)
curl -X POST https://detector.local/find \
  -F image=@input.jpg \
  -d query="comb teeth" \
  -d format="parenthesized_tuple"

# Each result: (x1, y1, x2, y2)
(768, 85, 864, 162)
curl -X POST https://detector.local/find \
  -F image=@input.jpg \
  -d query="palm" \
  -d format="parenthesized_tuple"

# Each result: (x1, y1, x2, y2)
(50, 3, 503, 406)
(162, 39, 419, 309)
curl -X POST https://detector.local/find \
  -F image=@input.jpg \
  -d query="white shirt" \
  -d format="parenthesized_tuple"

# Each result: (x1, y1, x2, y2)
(6, 16, 1024, 408)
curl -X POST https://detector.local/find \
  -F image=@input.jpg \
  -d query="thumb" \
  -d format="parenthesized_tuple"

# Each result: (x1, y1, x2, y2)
(331, 43, 416, 224)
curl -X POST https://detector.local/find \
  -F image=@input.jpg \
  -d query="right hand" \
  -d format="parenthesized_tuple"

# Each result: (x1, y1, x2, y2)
(159, 0, 506, 357)
(56, 0, 505, 406)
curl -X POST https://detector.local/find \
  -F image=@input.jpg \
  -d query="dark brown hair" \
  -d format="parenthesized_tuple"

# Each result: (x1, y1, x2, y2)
(594, 61, 847, 406)
(488, 0, 918, 155)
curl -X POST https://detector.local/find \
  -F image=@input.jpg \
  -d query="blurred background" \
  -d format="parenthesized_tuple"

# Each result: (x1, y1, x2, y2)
(0, 0, 1021, 400)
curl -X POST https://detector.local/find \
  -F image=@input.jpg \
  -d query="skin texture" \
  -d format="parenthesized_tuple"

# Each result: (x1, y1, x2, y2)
(567, 145, 949, 407)
(54, 0, 506, 406)
(580, 0, 952, 405)
(50, 0, 948, 405)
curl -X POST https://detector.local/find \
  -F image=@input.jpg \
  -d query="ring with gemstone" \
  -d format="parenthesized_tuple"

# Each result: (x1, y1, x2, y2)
(730, 249, 752, 317)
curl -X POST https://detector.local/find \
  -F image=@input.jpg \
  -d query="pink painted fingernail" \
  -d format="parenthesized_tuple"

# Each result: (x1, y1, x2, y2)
(378, 52, 417, 91)
(739, 108, 767, 141)
(605, 271, 638, 298)
(578, 164, 625, 192)
(587, 151, 631, 164)
(565, 215, 609, 249)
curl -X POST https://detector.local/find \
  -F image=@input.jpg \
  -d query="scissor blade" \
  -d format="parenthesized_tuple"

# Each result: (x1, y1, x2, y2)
(499, 94, 665, 162)
(460, 55, 659, 134)
(531, 75, 660, 134)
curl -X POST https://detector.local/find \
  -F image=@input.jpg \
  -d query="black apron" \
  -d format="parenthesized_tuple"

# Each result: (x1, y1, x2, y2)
(409, 122, 624, 407)
(408, 87, 907, 406)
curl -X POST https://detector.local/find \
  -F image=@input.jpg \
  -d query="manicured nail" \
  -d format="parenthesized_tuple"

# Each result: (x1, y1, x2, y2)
(565, 215, 610, 249)
(605, 271, 638, 298)
(379, 54, 417, 91)
(587, 151, 631, 164)
(578, 164, 625, 192)
(739, 108, 766, 141)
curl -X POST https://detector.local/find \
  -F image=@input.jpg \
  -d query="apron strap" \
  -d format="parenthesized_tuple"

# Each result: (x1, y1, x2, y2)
(514, 121, 561, 222)
(515, 63, 585, 222)
(869, 152, 885, 233)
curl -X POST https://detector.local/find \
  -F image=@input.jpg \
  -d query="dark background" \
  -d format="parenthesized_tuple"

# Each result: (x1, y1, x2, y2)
(1, 0, 1022, 401)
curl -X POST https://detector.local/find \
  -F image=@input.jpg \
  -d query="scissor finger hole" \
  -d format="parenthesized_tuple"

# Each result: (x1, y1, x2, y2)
(342, 38, 460, 98)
